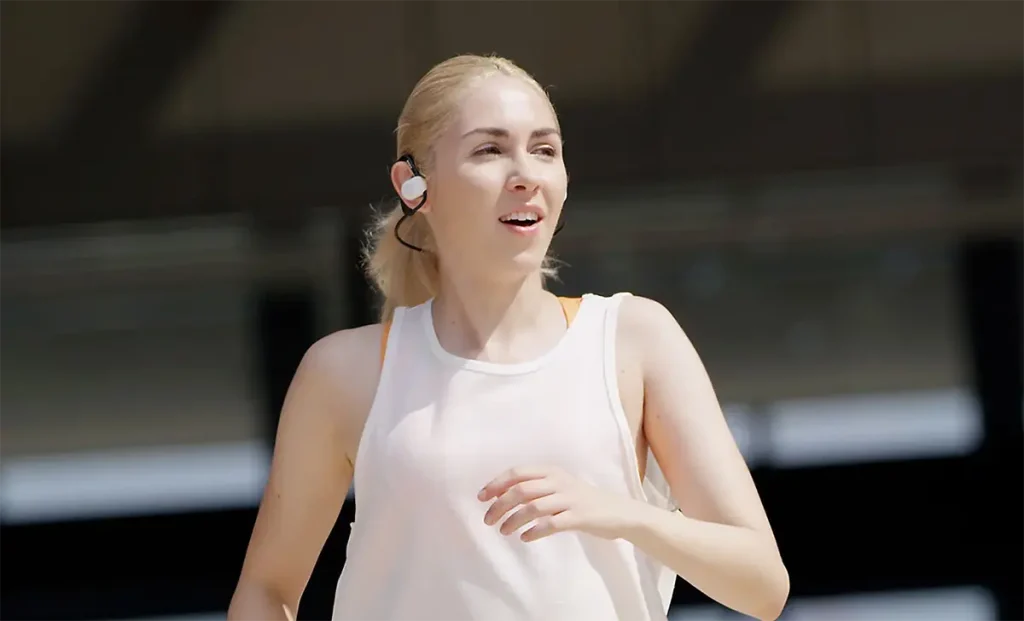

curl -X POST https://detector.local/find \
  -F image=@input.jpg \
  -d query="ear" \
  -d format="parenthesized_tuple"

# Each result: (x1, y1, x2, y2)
(390, 161, 431, 213)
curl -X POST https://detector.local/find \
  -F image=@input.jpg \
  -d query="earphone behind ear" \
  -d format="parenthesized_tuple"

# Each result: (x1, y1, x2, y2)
(401, 175, 427, 201)
(397, 154, 427, 208)
(394, 154, 428, 252)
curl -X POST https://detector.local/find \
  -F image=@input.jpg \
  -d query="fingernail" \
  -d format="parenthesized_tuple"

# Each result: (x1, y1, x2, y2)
(478, 489, 487, 500)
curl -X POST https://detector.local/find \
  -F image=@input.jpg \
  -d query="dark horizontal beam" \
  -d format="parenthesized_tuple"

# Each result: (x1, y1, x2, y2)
(2, 454, 1018, 620)
(2, 73, 1021, 229)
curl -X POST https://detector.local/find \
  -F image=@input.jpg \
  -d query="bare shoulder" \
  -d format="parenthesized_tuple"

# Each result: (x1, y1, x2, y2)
(617, 295, 694, 363)
(287, 323, 384, 460)
(230, 323, 384, 610)
(616, 294, 711, 400)
(618, 294, 679, 332)
(302, 322, 383, 381)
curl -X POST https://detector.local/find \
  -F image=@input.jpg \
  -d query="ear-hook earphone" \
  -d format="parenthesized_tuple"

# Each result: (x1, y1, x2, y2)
(394, 155, 428, 252)
(400, 171, 427, 203)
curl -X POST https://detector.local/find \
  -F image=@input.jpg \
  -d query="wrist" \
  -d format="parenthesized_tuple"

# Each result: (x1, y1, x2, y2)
(614, 496, 675, 542)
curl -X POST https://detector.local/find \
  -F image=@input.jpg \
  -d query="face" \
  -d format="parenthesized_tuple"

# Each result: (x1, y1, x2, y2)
(398, 74, 567, 281)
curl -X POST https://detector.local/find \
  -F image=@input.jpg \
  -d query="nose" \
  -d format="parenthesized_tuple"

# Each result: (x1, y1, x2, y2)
(505, 156, 541, 195)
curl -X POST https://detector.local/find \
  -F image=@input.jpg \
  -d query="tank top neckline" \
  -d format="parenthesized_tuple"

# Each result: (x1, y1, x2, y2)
(420, 294, 592, 376)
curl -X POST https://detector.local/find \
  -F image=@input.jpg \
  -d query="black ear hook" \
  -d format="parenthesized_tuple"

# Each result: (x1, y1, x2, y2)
(394, 154, 427, 252)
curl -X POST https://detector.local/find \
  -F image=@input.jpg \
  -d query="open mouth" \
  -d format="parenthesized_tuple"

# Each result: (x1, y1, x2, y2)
(498, 211, 542, 228)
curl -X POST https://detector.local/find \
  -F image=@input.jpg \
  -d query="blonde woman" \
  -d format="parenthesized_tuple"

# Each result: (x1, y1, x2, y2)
(228, 54, 789, 621)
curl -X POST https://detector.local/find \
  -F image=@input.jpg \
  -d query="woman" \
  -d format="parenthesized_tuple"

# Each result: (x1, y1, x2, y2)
(228, 54, 789, 621)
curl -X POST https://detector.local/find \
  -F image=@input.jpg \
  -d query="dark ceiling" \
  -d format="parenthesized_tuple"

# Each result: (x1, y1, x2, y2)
(2, 0, 1021, 229)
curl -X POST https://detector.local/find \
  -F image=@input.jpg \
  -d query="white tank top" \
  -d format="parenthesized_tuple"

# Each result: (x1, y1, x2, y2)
(333, 292, 678, 620)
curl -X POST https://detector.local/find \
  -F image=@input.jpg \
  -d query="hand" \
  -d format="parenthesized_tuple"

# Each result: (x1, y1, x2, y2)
(478, 466, 638, 542)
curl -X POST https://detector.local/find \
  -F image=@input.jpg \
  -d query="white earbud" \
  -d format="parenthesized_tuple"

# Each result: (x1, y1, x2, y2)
(400, 176, 427, 201)
(564, 188, 568, 202)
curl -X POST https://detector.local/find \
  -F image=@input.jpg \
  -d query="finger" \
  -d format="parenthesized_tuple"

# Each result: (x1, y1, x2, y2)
(479, 466, 552, 501)
(499, 494, 570, 535)
(484, 478, 555, 526)
(521, 511, 574, 542)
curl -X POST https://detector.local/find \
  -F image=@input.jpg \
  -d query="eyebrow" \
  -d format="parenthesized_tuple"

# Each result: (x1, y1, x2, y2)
(461, 127, 561, 141)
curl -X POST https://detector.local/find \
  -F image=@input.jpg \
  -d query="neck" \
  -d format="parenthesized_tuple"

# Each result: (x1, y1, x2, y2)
(432, 269, 561, 359)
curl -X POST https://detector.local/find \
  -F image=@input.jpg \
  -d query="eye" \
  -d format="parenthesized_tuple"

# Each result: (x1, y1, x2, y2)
(473, 145, 501, 157)
(533, 145, 558, 158)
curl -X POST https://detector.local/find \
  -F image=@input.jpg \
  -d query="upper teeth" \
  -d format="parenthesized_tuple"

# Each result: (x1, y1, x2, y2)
(502, 212, 538, 222)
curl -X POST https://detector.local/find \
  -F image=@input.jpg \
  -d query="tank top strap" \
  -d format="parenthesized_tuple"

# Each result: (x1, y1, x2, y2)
(378, 306, 410, 371)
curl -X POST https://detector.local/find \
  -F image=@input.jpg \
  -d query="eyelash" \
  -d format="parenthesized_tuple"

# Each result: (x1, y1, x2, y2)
(474, 145, 558, 158)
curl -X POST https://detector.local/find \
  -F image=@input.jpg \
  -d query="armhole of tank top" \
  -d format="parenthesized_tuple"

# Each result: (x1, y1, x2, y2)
(609, 294, 680, 515)
(351, 308, 405, 495)
(601, 293, 680, 511)
(602, 292, 682, 611)
(600, 292, 649, 501)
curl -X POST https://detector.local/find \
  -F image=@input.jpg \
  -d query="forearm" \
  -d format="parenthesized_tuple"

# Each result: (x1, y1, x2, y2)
(227, 580, 296, 621)
(619, 501, 789, 621)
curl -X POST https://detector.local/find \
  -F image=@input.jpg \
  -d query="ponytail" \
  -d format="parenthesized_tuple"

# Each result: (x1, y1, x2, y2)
(363, 202, 440, 322)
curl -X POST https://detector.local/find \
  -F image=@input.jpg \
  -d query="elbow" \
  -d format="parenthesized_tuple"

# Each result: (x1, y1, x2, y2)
(228, 578, 295, 621)
(227, 580, 262, 621)
(754, 560, 790, 621)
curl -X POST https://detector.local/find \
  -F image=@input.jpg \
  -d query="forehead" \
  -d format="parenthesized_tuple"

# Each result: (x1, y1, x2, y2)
(450, 74, 558, 135)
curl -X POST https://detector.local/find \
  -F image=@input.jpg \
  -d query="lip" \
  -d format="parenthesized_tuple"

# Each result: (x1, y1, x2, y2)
(498, 204, 546, 222)
(498, 205, 545, 237)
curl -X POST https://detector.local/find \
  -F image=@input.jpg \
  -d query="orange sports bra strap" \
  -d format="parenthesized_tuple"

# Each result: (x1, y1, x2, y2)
(558, 296, 582, 327)
(379, 321, 392, 370)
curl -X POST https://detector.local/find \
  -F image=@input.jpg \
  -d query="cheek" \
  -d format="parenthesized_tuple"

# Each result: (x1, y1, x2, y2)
(425, 190, 493, 245)
(456, 165, 505, 199)
(436, 164, 498, 201)
(430, 170, 501, 221)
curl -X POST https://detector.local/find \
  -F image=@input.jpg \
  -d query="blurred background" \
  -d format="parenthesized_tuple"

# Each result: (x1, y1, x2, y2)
(1, 1, 1021, 619)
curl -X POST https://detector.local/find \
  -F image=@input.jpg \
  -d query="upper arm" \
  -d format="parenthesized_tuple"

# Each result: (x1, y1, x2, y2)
(621, 296, 777, 539)
(235, 324, 382, 609)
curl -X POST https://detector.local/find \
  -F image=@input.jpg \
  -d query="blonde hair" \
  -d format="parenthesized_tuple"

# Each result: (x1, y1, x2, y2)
(363, 54, 560, 322)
